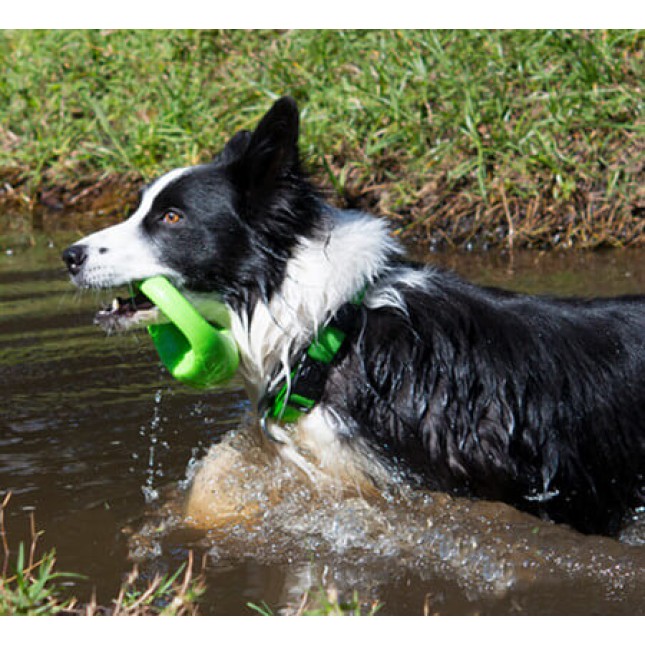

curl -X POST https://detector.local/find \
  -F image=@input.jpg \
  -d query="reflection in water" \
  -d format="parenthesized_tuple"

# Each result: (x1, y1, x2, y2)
(0, 235, 643, 614)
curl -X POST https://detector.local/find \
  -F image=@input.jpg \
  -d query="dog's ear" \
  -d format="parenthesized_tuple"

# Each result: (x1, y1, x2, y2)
(215, 130, 252, 166)
(231, 96, 300, 205)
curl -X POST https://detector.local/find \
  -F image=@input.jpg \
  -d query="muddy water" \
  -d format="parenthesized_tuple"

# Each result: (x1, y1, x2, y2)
(1, 230, 644, 615)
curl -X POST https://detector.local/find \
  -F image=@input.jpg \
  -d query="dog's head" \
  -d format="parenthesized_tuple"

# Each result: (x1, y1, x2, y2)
(63, 96, 320, 329)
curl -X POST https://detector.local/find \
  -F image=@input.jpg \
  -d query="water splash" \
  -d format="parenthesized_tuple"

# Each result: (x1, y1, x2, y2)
(140, 388, 166, 503)
(126, 421, 645, 611)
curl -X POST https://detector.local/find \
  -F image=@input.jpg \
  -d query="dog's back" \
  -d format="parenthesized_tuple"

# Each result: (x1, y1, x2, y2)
(321, 264, 645, 534)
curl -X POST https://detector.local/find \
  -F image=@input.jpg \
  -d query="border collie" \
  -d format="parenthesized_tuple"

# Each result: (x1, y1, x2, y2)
(63, 96, 645, 536)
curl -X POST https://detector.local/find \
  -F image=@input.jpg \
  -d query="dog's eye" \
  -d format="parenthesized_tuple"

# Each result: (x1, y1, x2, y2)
(161, 211, 183, 225)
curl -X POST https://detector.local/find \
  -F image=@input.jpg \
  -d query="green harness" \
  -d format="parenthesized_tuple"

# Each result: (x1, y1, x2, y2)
(263, 288, 367, 426)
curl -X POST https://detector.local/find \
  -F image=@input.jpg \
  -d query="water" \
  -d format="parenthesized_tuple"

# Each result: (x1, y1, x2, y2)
(1, 229, 644, 615)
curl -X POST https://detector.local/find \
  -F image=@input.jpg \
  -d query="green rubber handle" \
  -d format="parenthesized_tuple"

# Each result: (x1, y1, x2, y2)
(137, 276, 239, 389)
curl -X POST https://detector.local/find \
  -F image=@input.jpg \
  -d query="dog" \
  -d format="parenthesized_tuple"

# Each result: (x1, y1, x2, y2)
(63, 96, 645, 536)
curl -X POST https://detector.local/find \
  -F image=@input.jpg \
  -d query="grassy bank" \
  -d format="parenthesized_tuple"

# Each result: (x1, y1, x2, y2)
(0, 29, 643, 249)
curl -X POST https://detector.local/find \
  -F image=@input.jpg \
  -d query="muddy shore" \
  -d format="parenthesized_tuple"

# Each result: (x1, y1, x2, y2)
(1, 166, 643, 251)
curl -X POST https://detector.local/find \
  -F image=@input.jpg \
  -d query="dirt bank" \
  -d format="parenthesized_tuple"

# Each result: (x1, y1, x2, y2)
(1, 164, 643, 251)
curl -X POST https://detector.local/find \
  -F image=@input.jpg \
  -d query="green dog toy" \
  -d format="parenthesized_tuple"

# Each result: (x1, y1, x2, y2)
(136, 276, 239, 389)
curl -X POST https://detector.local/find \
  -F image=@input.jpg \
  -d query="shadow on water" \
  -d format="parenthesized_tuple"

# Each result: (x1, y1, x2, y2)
(0, 228, 644, 615)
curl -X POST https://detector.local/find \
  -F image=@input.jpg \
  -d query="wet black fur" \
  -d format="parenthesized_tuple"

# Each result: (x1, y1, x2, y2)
(81, 97, 645, 535)
(324, 270, 645, 535)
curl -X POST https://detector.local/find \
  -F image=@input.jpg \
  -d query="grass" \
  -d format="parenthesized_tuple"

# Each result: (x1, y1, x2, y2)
(0, 29, 643, 249)
(0, 493, 205, 616)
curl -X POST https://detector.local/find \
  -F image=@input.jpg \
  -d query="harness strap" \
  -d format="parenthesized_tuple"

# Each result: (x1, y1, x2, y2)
(261, 288, 366, 429)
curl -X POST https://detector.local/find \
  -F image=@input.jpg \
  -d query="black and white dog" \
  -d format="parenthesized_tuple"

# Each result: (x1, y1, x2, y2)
(63, 97, 645, 536)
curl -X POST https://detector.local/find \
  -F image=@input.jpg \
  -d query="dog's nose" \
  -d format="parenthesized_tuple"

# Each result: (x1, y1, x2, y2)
(62, 244, 88, 276)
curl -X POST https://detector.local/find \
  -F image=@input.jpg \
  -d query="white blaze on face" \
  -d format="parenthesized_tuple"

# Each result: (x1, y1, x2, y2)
(70, 167, 190, 289)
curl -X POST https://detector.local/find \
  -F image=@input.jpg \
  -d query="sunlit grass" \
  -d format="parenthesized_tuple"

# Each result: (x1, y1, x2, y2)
(0, 30, 642, 249)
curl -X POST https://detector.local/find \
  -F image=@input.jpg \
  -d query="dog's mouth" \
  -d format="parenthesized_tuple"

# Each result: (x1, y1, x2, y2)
(94, 289, 160, 332)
